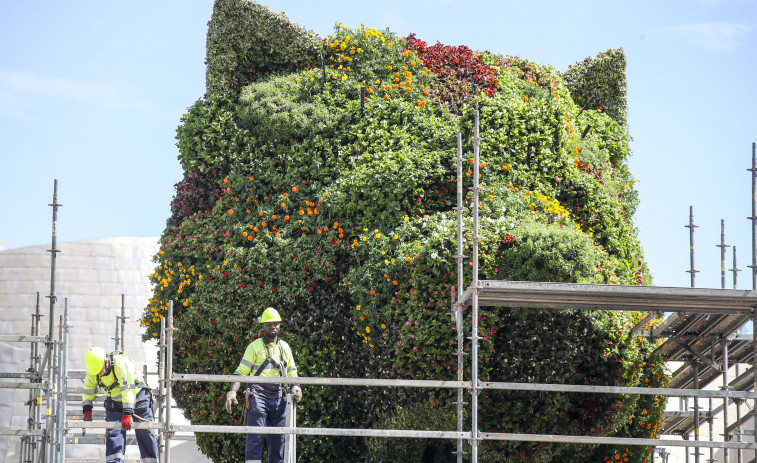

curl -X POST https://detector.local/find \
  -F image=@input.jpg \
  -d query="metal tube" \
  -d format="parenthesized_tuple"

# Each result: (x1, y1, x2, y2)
(723, 338, 730, 463)
(60, 300, 69, 463)
(732, 246, 740, 289)
(165, 302, 174, 463)
(719, 219, 730, 290)
(736, 362, 743, 463)
(686, 206, 699, 287)
(750, 142, 757, 290)
(694, 361, 700, 463)
(33, 293, 42, 463)
(159, 317, 166, 463)
(55, 315, 64, 463)
(471, 109, 481, 462)
(114, 317, 120, 353)
(753, 310, 757, 456)
(120, 294, 126, 354)
(60, 420, 757, 450)
(455, 131, 465, 463)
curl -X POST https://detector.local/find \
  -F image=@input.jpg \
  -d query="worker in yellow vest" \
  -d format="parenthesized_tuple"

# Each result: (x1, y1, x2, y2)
(226, 308, 302, 463)
(82, 347, 159, 463)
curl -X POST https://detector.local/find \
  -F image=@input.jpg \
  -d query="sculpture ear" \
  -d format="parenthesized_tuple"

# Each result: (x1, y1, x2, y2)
(562, 48, 627, 131)
(205, 0, 321, 96)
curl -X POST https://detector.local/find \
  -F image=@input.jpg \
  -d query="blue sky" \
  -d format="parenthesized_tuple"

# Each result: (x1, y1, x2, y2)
(1, 0, 755, 290)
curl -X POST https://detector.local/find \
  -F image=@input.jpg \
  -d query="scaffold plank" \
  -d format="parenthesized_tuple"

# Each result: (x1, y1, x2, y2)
(471, 280, 757, 314)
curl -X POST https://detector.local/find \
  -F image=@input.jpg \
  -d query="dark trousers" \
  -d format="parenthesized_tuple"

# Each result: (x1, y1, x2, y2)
(105, 389, 159, 463)
(245, 393, 287, 463)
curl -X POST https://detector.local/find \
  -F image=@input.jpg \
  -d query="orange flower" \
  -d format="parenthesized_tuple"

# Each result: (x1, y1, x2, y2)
(248, 176, 254, 181)
(406, 257, 413, 262)
(284, 215, 290, 221)
(246, 209, 251, 214)
(370, 289, 376, 295)
(272, 214, 278, 220)
(384, 94, 390, 100)
(317, 230, 322, 235)
(261, 221, 267, 227)
(247, 235, 253, 241)
(223, 178, 228, 184)
(258, 211, 264, 216)
(292, 186, 299, 193)
(228, 209, 234, 215)
(392, 281, 398, 285)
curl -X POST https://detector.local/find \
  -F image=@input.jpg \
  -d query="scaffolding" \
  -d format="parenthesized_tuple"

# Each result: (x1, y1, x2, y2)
(2, 137, 757, 463)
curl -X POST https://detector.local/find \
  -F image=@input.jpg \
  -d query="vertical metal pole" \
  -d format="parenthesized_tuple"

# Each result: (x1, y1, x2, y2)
(121, 294, 126, 354)
(723, 338, 730, 463)
(114, 317, 120, 353)
(718, 220, 730, 290)
(752, 310, 757, 458)
(33, 293, 42, 463)
(686, 206, 699, 287)
(158, 317, 166, 462)
(165, 301, 174, 463)
(47, 179, 60, 348)
(708, 341, 715, 463)
(454, 132, 465, 463)
(736, 362, 743, 463)
(55, 314, 64, 463)
(693, 361, 700, 463)
(732, 247, 740, 289)
(748, 142, 757, 290)
(470, 110, 481, 462)
(45, 179, 61, 463)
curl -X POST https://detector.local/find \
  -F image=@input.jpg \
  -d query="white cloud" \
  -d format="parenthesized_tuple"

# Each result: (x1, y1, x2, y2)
(0, 70, 150, 121)
(664, 22, 755, 50)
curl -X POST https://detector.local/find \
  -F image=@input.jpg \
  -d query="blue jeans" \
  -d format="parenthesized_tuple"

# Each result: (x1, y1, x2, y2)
(245, 394, 287, 463)
(105, 389, 159, 463)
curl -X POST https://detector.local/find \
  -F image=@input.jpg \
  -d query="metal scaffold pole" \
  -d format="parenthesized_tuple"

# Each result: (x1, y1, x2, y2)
(748, 142, 757, 290)
(45, 179, 62, 463)
(159, 316, 167, 462)
(165, 301, 175, 463)
(723, 338, 730, 463)
(686, 206, 699, 287)
(119, 294, 127, 353)
(470, 109, 481, 462)
(454, 131, 466, 462)
(731, 247, 741, 289)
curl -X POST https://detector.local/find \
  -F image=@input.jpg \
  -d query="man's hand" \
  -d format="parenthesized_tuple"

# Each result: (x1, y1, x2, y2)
(225, 390, 238, 414)
(121, 414, 132, 431)
(83, 411, 92, 421)
(291, 386, 302, 403)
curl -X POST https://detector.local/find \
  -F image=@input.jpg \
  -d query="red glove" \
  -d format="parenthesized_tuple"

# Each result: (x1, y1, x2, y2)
(121, 414, 132, 430)
(83, 411, 92, 421)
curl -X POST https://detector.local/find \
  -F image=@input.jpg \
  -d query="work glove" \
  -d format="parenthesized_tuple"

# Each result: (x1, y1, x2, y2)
(121, 414, 132, 431)
(225, 390, 238, 414)
(291, 386, 302, 403)
(83, 411, 92, 421)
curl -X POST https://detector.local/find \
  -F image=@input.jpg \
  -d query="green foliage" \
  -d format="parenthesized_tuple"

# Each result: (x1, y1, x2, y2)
(144, 5, 664, 462)
(562, 48, 628, 128)
(205, 0, 321, 96)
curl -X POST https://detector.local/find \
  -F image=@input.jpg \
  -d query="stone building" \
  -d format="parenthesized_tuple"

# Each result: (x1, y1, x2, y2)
(0, 237, 211, 463)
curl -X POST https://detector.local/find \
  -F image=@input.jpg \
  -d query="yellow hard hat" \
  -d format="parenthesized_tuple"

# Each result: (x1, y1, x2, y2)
(85, 347, 107, 375)
(260, 307, 282, 323)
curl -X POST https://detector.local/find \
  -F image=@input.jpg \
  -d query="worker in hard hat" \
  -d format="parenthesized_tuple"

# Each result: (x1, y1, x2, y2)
(226, 307, 302, 463)
(82, 347, 159, 463)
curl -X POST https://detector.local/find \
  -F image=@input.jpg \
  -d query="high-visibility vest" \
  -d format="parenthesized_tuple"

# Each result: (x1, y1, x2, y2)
(82, 353, 148, 413)
(234, 338, 297, 397)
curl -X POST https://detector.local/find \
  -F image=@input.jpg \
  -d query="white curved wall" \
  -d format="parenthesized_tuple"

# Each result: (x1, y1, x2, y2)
(0, 237, 211, 463)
